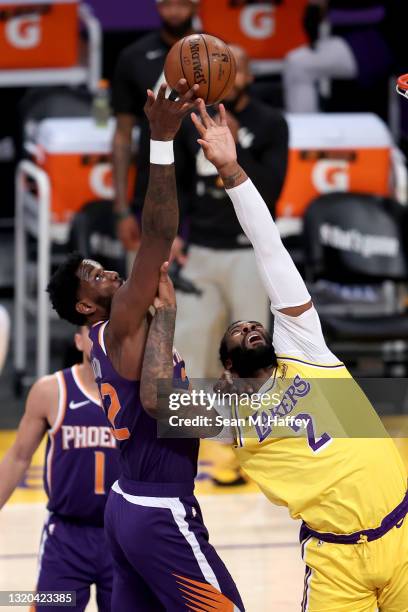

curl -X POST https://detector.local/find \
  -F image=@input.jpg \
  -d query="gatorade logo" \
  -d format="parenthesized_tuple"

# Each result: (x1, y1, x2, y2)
(240, 4, 275, 40)
(312, 160, 350, 193)
(6, 14, 41, 49)
(89, 163, 114, 199)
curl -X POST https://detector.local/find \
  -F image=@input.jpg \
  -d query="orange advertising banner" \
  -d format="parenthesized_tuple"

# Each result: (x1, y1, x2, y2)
(0, 2, 78, 68)
(199, 0, 308, 60)
(40, 153, 135, 223)
(276, 148, 391, 218)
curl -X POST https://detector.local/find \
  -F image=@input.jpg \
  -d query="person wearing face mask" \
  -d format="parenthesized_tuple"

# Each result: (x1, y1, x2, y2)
(112, 0, 200, 252)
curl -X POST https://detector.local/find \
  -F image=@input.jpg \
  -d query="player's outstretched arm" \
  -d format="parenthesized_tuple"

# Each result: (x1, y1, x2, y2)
(0, 377, 53, 509)
(191, 100, 311, 317)
(192, 101, 340, 363)
(140, 264, 224, 438)
(109, 80, 200, 338)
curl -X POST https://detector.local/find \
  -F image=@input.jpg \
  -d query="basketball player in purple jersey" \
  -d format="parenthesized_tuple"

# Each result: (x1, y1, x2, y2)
(0, 327, 120, 611)
(47, 82, 244, 611)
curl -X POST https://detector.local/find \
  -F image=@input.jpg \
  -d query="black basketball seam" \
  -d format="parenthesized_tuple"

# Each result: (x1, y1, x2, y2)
(179, 37, 188, 83)
(216, 45, 234, 103)
(201, 33, 211, 104)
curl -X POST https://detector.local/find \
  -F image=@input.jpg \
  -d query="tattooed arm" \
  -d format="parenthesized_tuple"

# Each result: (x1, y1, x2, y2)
(109, 80, 200, 342)
(140, 265, 225, 439)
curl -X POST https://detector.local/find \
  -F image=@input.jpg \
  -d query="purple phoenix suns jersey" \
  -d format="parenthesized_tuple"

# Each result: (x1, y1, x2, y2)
(89, 321, 199, 490)
(44, 365, 120, 526)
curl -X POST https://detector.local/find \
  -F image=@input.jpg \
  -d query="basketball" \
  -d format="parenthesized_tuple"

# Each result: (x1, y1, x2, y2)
(164, 33, 236, 105)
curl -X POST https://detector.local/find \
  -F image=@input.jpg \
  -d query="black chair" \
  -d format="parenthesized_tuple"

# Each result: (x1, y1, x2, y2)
(303, 192, 408, 376)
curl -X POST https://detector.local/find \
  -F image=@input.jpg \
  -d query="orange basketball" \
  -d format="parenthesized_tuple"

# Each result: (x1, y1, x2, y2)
(164, 33, 236, 106)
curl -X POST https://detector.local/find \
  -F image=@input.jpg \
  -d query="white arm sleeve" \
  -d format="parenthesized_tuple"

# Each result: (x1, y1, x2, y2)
(226, 179, 310, 309)
(226, 179, 339, 364)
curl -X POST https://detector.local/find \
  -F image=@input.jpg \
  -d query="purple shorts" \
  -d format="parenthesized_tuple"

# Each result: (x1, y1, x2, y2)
(35, 514, 113, 611)
(104, 480, 244, 611)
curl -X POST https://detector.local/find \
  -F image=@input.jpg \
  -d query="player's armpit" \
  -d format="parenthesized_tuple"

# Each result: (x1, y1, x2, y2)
(278, 300, 313, 318)
(272, 306, 339, 365)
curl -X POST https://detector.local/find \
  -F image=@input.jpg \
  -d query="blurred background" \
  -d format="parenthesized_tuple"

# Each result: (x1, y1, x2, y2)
(0, 1, 407, 608)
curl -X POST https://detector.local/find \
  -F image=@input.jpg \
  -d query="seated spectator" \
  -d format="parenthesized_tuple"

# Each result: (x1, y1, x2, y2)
(283, 0, 399, 113)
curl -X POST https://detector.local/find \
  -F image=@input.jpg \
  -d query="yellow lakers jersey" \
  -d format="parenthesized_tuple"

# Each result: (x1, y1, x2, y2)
(232, 355, 407, 534)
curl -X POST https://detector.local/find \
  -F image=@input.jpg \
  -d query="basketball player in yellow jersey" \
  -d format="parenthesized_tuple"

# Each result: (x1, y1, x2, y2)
(141, 101, 408, 611)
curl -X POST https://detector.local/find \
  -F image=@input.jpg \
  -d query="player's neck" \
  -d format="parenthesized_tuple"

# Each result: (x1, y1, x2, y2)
(233, 366, 275, 389)
(76, 362, 99, 397)
(251, 366, 275, 382)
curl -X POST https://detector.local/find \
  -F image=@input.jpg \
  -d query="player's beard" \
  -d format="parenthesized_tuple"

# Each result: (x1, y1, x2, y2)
(228, 340, 277, 378)
(162, 17, 193, 39)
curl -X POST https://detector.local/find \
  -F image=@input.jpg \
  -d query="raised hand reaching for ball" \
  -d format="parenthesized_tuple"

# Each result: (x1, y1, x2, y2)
(144, 78, 201, 141)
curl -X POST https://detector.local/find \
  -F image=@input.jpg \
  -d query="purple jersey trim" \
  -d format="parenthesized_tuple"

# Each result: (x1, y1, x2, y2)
(300, 489, 408, 545)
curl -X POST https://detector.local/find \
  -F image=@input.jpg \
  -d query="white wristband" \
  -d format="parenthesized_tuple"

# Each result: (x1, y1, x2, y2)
(150, 139, 174, 165)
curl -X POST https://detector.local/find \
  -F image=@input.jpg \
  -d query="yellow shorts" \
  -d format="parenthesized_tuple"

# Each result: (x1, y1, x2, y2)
(301, 518, 408, 611)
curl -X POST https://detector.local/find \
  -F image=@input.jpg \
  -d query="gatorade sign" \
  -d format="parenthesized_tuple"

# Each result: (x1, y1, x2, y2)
(276, 149, 391, 218)
(312, 159, 350, 193)
(239, 5, 275, 39)
(275, 114, 392, 218)
(89, 162, 114, 200)
(5, 12, 41, 48)
(200, 0, 307, 60)
(0, 1, 78, 68)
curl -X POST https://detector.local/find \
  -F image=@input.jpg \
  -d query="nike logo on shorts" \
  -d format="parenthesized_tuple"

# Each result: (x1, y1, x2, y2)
(69, 400, 90, 410)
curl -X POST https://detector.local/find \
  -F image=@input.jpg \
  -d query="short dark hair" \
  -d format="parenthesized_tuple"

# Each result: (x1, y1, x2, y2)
(47, 252, 86, 325)
(219, 320, 243, 367)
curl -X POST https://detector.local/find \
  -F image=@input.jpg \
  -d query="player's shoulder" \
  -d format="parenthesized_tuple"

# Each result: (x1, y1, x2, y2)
(30, 372, 59, 394)
(276, 355, 347, 378)
(26, 373, 59, 413)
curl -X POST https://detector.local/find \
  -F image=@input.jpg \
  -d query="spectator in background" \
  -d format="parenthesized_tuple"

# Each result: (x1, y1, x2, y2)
(112, 0, 199, 250)
(174, 45, 288, 379)
(283, 0, 398, 113)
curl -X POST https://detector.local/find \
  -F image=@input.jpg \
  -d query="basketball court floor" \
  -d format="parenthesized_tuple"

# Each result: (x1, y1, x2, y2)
(1, 422, 408, 612)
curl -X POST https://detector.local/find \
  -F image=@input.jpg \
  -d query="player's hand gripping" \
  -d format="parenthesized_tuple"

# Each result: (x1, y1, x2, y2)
(153, 262, 176, 311)
(145, 79, 201, 141)
(191, 100, 238, 174)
